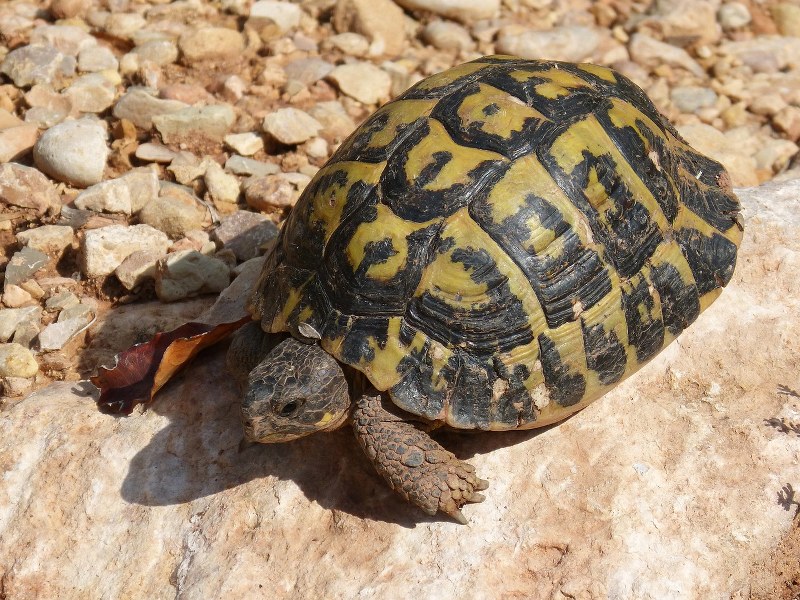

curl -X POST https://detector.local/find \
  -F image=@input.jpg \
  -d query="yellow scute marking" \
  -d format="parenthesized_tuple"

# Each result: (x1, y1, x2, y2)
(346, 204, 438, 281)
(366, 99, 438, 150)
(578, 63, 617, 82)
(412, 62, 486, 91)
(456, 83, 549, 139)
(404, 119, 505, 191)
(308, 161, 384, 246)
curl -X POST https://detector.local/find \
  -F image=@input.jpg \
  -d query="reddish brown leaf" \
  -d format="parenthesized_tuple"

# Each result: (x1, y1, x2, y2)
(92, 317, 250, 415)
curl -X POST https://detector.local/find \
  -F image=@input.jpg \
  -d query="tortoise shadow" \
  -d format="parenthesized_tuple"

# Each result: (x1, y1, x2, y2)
(118, 348, 549, 528)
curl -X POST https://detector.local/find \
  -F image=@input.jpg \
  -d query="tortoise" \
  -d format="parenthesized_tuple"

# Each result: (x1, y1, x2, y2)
(227, 55, 743, 523)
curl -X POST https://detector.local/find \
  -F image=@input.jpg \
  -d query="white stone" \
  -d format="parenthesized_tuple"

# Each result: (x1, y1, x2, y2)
(718, 2, 751, 30)
(263, 108, 322, 145)
(112, 88, 189, 130)
(153, 105, 236, 144)
(80, 225, 171, 277)
(33, 119, 109, 188)
(327, 63, 392, 105)
(114, 250, 164, 290)
(155, 250, 231, 302)
(74, 169, 159, 215)
(0, 123, 39, 164)
(421, 21, 475, 52)
(77, 45, 118, 72)
(496, 26, 601, 62)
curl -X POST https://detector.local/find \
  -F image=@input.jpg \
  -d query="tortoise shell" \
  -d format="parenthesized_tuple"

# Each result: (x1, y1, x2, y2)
(249, 55, 743, 430)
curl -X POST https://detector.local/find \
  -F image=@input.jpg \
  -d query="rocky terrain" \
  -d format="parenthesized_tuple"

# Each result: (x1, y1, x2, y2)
(0, 0, 799, 598)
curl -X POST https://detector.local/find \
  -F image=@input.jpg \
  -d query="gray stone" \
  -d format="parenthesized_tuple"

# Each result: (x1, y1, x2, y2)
(112, 88, 189, 130)
(327, 63, 392, 105)
(63, 73, 117, 114)
(263, 108, 322, 145)
(496, 26, 601, 62)
(0, 307, 41, 343)
(0, 162, 58, 216)
(224, 132, 264, 156)
(37, 309, 94, 351)
(77, 45, 119, 72)
(33, 119, 109, 187)
(74, 169, 159, 215)
(153, 105, 236, 144)
(45, 291, 81, 312)
(115, 250, 164, 290)
(80, 224, 171, 277)
(670, 86, 718, 113)
(211, 211, 279, 262)
(2, 376, 33, 398)
(16, 225, 75, 258)
(0, 343, 38, 378)
(155, 250, 231, 302)
(393, 0, 499, 22)
(58, 302, 94, 323)
(4, 247, 48, 288)
(0, 124, 39, 164)
(178, 27, 245, 64)
(225, 155, 281, 177)
(0, 44, 73, 88)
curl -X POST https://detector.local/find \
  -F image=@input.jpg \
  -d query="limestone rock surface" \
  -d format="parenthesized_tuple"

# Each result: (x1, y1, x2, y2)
(1, 180, 799, 599)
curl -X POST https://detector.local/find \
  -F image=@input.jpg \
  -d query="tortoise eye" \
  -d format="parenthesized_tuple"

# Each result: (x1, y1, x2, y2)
(278, 401, 300, 417)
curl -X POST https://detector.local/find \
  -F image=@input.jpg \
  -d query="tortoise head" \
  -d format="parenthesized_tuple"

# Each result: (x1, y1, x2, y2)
(240, 337, 351, 443)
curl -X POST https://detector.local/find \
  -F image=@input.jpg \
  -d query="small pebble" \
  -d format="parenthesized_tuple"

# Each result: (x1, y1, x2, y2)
(138, 193, 207, 239)
(113, 88, 189, 130)
(2, 285, 35, 309)
(132, 40, 179, 66)
(0, 123, 39, 163)
(153, 105, 236, 143)
(204, 161, 241, 205)
(211, 211, 279, 262)
(33, 119, 109, 187)
(392, 0, 499, 22)
(179, 27, 245, 64)
(263, 107, 322, 145)
(332, 0, 406, 57)
(77, 45, 119, 72)
(115, 250, 165, 290)
(327, 63, 392, 105)
(74, 169, 159, 215)
(135, 143, 178, 164)
(155, 250, 231, 302)
(80, 224, 171, 277)
(224, 132, 264, 156)
(37, 309, 94, 351)
(45, 291, 81, 312)
(0, 44, 73, 88)
(5, 247, 49, 287)
(421, 21, 475, 52)
(225, 155, 281, 177)
(16, 225, 74, 258)
(328, 33, 370, 57)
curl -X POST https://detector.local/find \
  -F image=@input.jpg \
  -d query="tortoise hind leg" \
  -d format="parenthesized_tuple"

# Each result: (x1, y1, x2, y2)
(351, 392, 488, 524)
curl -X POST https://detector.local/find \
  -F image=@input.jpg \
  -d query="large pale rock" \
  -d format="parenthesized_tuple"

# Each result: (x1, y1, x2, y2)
(1, 181, 799, 598)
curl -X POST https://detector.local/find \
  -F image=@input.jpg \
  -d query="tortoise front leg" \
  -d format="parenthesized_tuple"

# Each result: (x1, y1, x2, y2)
(351, 392, 488, 524)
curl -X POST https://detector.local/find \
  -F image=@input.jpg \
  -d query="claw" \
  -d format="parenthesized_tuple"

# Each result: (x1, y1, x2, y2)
(449, 508, 468, 525)
(475, 478, 490, 491)
(468, 492, 486, 503)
